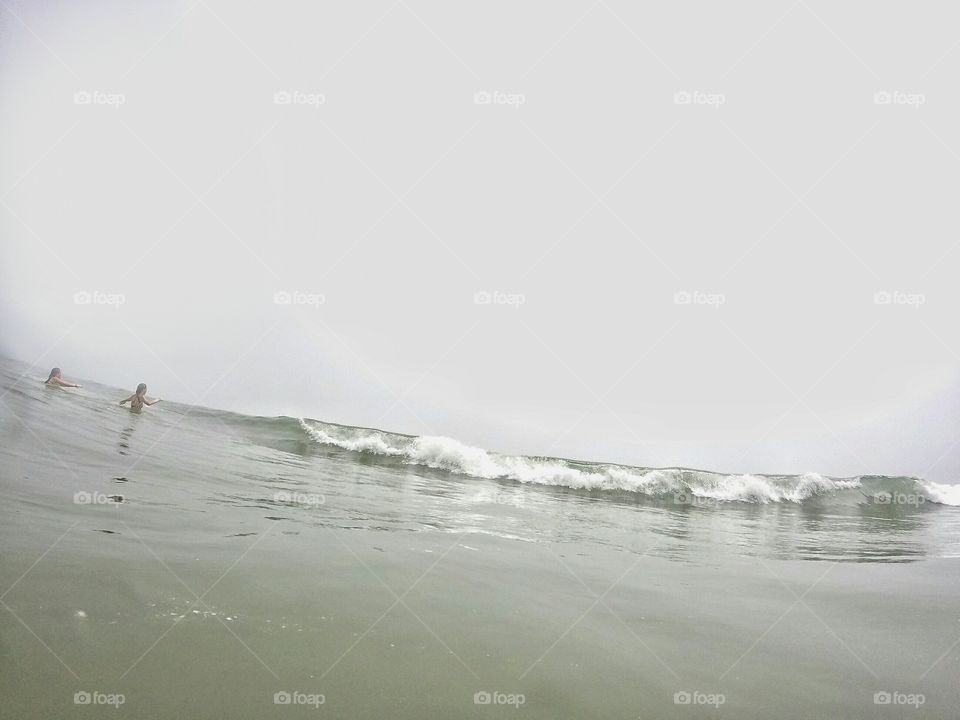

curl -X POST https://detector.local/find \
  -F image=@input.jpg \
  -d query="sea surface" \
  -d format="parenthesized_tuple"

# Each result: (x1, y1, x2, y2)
(1, 355, 959, 719)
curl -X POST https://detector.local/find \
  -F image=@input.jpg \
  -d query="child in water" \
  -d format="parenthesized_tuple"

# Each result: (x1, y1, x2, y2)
(119, 383, 161, 412)
(44, 368, 81, 388)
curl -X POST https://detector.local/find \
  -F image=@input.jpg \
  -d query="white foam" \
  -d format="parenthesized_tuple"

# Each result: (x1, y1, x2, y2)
(298, 419, 954, 505)
(300, 421, 403, 456)
(919, 480, 960, 506)
(690, 472, 861, 504)
(407, 435, 503, 477)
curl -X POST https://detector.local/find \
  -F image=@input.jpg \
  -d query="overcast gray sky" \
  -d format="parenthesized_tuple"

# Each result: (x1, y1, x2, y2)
(2, 0, 959, 482)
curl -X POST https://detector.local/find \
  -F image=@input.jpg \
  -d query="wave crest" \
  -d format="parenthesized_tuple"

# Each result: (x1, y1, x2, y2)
(297, 419, 958, 506)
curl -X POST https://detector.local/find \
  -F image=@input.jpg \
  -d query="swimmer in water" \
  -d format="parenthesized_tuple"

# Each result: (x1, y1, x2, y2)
(44, 368, 81, 388)
(119, 383, 161, 412)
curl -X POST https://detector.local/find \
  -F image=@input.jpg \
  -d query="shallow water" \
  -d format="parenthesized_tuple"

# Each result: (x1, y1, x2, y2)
(1, 356, 958, 718)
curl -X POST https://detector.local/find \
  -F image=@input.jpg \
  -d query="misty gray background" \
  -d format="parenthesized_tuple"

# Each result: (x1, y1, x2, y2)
(1, 0, 958, 481)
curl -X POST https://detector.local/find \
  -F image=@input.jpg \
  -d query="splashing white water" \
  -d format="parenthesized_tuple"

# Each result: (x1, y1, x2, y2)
(299, 419, 959, 506)
(919, 480, 960, 506)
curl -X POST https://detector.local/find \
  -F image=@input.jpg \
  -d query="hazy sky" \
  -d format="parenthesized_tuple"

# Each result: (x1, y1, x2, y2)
(2, 0, 959, 481)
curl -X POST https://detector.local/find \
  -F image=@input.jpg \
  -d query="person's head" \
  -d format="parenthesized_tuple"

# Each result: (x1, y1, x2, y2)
(47, 368, 61, 382)
(136, 383, 147, 396)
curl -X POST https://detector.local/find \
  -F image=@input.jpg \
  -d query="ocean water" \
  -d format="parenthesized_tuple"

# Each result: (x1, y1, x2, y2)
(1, 355, 959, 719)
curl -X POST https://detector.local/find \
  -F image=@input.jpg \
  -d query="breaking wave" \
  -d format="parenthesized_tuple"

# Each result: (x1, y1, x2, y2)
(297, 419, 959, 506)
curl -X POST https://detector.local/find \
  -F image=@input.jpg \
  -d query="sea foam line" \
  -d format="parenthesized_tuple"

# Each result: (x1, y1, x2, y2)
(296, 419, 953, 505)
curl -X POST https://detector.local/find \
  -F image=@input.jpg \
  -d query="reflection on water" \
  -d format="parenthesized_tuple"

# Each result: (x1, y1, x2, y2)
(214, 453, 960, 566)
(117, 421, 137, 456)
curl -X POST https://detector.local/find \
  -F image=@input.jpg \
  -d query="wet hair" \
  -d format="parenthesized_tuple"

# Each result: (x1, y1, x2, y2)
(46, 367, 61, 382)
(136, 383, 147, 394)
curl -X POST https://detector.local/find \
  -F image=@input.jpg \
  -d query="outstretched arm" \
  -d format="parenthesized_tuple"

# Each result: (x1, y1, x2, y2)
(50, 377, 81, 388)
(119, 394, 134, 406)
(145, 397, 161, 406)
